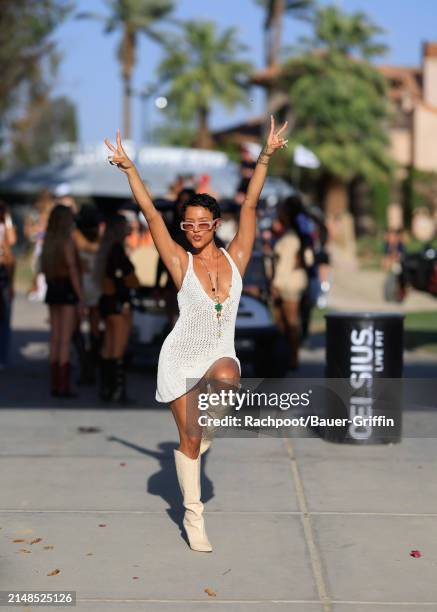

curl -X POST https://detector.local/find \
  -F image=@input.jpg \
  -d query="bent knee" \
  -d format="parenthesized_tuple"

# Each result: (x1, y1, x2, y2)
(208, 359, 240, 388)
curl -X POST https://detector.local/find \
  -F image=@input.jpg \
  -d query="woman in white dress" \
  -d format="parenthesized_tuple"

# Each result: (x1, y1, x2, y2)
(105, 117, 288, 552)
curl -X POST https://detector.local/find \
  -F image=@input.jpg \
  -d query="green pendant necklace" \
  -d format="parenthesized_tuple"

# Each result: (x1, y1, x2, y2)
(197, 251, 225, 337)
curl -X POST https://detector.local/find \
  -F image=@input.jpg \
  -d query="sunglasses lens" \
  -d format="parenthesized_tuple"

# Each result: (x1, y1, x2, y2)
(198, 222, 212, 230)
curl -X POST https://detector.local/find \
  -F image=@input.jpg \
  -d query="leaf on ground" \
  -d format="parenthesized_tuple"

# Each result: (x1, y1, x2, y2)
(204, 588, 217, 597)
(98, 524, 107, 527)
(47, 569, 60, 576)
(30, 538, 42, 544)
(78, 426, 101, 433)
(86, 552, 93, 556)
(120, 462, 127, 466)
(132, 576, 139, 579)
(43, 546, 54, 550)
(17, 549, 31, 554)
(13, 538, 27, 543)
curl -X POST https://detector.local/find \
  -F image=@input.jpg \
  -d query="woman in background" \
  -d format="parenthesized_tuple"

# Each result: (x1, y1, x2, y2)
(95, 214, 139, 403)
(271, 200, 308, 370)
(25, 189, 54, 301)
(0, 201, 16, 370)
(73, 204, 103, 384)
(41, 205, 83, 397)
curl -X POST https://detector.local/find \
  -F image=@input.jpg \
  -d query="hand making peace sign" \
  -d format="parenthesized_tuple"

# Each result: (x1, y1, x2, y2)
(264, 115, 289, 155)
(104, 129, 134, 173)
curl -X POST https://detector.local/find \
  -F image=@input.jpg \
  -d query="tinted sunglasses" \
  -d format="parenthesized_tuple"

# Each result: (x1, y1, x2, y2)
(180, 219, 218, 232)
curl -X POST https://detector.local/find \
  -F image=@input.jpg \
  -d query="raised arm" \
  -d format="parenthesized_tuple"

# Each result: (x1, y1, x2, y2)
(104, 130, 187, 288)
(228, 116, 288, 276)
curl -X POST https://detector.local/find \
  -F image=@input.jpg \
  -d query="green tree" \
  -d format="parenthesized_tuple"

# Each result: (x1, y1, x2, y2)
(157, 21, 252, 149)
(255, 0, 313, 68)
(11, 96, 78, 168)
(78, 0, 174, 139)
(282, 4, 393, 216)
(0, 0, 71, 166)
(153, 120, 197, 148)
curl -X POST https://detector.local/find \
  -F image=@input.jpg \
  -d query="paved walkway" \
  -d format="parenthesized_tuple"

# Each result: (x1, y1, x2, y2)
(1, 295, 436, 611)
(328, 266, 437, 313)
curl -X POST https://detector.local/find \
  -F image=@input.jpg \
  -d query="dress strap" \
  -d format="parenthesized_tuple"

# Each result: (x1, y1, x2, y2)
(220, 247, 241, 280)
(186, 251, 193, 275)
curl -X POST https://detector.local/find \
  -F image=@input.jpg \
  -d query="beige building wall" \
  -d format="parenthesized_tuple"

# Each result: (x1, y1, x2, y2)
(423, 60, 437, 106)
(389, 128, 412, 166)
(413, 104, 437, 171)
(423, 45, 437, 107)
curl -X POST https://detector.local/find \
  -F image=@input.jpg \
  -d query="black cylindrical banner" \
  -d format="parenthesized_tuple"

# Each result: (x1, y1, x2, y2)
(322, 312, 404, 444)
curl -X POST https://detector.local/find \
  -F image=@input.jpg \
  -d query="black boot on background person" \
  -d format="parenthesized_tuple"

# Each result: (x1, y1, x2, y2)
(99, 357, 114, 401)
(110, 358, 136, 405)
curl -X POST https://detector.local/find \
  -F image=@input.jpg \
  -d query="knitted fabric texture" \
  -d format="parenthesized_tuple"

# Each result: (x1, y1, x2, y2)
(155, 247, 242, 402)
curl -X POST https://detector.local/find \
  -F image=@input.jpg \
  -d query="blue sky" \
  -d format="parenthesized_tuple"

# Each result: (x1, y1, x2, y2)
(53, 0, 437, 144)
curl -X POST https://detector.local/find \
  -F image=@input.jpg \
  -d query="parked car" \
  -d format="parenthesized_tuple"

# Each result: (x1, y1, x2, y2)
(403, 245, 437, 297)
(384, 245, 437, 302)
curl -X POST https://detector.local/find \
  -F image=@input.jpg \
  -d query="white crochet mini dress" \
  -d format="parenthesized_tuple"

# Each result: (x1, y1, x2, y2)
(155, 247, 242, 403)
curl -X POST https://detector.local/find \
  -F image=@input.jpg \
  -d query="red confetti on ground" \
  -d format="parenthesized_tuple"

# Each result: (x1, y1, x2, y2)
(132, 576, 139, 579)
(410, 550, 422, 558)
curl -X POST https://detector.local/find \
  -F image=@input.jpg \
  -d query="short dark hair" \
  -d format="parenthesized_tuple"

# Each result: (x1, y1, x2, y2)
(182, 193, 221, 220)
(177, 188, 196, 205)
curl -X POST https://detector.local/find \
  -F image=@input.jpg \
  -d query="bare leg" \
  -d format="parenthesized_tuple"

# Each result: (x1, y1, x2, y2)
(281, 299, 301, 369)
(59, 305, 76, 365)
(170, 357, 240, 458)
(110, 311, 132, 358)
(101, 316, 114, 359)
(170, 382, 204, 459)
(49, 305, 61, 363)
(88, 305, 100, 339)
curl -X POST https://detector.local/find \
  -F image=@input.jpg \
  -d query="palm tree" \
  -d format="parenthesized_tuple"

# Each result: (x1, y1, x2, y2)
(158, 21, 252, 149)
(255, 0, 313, 68)
(78, 0, 174, 139)
(282, 5, 393, 217)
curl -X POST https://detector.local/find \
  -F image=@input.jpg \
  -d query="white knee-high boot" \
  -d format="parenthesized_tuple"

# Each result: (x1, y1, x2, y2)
(173, 449, 212, 552)
(200, 438, 211, 454)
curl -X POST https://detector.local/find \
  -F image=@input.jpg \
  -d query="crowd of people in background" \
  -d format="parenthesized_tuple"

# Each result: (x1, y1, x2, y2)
(0, 144, 333, 397)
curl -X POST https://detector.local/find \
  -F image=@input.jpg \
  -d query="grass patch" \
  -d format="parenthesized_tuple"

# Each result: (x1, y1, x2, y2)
(404, 310, 437, 353)
(356, 235, 384, 270)
(14, 252, 34, 293)
(310, 307, 329, 332)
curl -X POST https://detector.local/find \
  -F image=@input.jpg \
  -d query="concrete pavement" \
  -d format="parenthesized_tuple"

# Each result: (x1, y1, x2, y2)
(1, 295, 437, 611)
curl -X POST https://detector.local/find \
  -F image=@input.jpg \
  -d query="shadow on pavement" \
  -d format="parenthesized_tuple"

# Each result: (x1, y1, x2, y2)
(105, 436, 214, 547)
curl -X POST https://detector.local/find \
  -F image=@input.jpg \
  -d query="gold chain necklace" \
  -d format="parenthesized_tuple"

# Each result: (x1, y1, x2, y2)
(196, 251, 224, 338)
